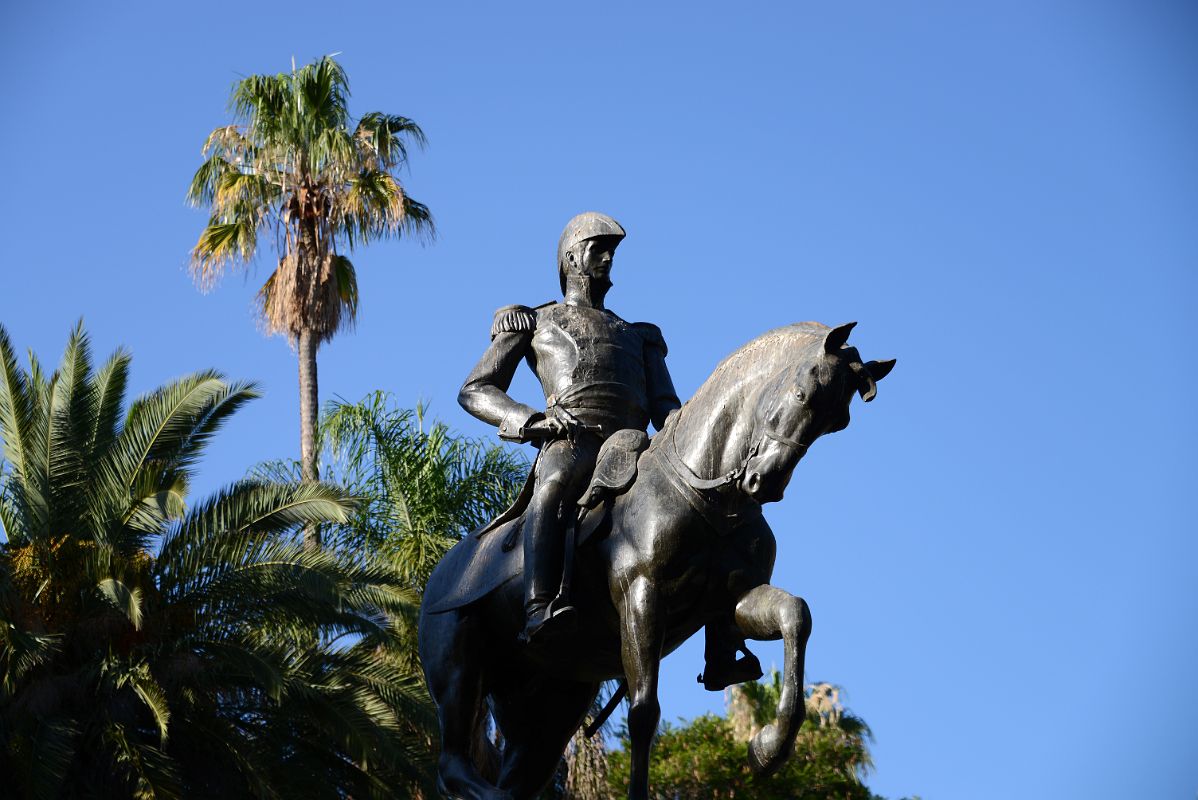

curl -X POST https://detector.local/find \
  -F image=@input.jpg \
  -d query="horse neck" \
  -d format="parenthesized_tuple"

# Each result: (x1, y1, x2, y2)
(669, 372, 763, 480)
(663, 323, 828, 481)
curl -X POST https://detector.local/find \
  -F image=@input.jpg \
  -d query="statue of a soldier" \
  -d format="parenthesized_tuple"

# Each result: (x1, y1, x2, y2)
(459, 212, 762, 688)
(459, 212, 679, 643)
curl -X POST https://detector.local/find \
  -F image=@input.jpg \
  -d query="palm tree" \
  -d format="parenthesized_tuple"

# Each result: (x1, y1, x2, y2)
(269, 391, 527, 583)
(0, 323, 436, 798)
(255, 391, 527, 678)
(187, 55, 434, 549)
(257, 392, 525, 798)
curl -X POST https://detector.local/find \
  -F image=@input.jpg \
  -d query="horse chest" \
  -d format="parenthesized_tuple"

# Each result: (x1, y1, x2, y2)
(636, 539, 721, 614)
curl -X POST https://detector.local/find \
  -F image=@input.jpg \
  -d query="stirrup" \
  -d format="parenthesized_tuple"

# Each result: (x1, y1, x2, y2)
(696, 651, 763, 691)
(519, 600, 578, 645)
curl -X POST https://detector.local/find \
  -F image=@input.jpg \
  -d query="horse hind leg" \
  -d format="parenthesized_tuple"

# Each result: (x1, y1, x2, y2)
(420, 609, 512, 800)
(491, 678, 598, 800)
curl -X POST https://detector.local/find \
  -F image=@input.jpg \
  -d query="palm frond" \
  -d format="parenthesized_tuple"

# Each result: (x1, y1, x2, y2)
(117, 662, 172, 745)
(295, 55, 351, 140)
(156, 479, 352, 595)
(188, 55, 434, 343)
(94, 372, 257, 519)
(400, 194, 435, 241)
(96, 577, 143, 631)
(213, 169, 279, 217)
(313, 393, 526, 582)
(0, 621, 62, 698)
(45, 322, 95, 535)
(190, 214, 263, 288)
(354, 112, 427, 170)
(2, 325, 438, 796)
(89, 347, 130, 463)
(186, 148, 236, 208)
(101, 719, 182, 800)
(332, 254, 358, 324)
(0, 320, 39, 495)
(4, 717, 78, 800)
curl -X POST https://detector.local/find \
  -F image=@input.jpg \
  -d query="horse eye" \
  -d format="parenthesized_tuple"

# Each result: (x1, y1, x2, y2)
(794, 389, 806, 402)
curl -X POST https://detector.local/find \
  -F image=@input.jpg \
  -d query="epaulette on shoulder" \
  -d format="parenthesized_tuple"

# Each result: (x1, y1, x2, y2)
(491, 304, 538, 339)
(632, 322, 668, 356)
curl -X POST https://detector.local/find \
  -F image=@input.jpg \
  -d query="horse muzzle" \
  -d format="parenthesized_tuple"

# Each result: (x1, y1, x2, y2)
(741, 432, 807, 503)
(742, 468, 786, 503)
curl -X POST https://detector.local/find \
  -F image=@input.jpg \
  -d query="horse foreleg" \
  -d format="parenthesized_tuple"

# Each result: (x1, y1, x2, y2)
(618, 574, 664, 800)
(733, 584, 812, 776)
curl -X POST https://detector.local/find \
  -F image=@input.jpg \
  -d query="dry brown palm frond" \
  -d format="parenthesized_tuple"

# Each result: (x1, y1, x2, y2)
(258, 251, 357, 344)
(564, 726, 614, 800)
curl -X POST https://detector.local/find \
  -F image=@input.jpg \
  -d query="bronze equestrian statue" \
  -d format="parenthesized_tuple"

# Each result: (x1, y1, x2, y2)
(455, 212, 755, 689)
(420, 215, 895, 800)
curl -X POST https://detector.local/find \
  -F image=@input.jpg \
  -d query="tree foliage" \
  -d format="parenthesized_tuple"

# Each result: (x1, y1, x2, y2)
(607, 673, 888, 800)
(255, 390, 526, 690)
(259, 391, 528, 587)
(186, 55, 433, 344)
(0, 324, 435, 798)
(186, 55, 436, 547)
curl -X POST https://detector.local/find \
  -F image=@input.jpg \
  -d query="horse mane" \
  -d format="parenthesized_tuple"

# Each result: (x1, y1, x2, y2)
(689, 322, 830, 408)
(658, 322, 837, 478)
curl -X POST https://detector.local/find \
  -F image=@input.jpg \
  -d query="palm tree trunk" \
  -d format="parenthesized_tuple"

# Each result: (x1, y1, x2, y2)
(298, 327, 321, 550)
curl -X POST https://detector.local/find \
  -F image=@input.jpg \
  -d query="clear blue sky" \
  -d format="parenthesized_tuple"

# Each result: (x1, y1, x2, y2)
(2, 2, 1195, 798)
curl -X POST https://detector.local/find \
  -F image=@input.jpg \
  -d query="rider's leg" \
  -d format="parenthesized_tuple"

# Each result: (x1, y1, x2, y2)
(698, 616, 764, 692)
(520, 437, 599, 643)
(521, 441, 576, 640)
(700, 518, 775, 690)
(733, 584, 812, 776)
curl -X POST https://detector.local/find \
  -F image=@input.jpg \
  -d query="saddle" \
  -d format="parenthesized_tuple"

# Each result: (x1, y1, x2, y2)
(575, 428, 649, 545)
(426, 429, 649, 615)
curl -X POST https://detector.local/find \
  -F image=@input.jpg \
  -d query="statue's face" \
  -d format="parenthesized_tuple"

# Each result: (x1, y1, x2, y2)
(567, 236, 619, 283)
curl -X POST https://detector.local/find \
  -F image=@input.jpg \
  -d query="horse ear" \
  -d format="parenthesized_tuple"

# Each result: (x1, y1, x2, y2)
(866, 359, 896, 382)
(850, 361, 877, 402)
(823, 322, 857, 353)
(850, 358, 895, 402)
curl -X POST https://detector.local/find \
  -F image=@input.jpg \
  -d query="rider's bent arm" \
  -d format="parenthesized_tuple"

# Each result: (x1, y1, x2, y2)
(459, 305, 541, 442)
(635, 322, 682, 431)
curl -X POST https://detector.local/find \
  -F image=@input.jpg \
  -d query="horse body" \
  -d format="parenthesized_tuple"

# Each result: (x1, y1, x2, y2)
(419, 322, 893, 800)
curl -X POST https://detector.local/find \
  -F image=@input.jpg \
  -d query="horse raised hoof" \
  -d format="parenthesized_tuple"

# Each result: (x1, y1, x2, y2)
(697, 650, 764, 692)
(519, 603, 578, 646)
(747, 722, 788, 777)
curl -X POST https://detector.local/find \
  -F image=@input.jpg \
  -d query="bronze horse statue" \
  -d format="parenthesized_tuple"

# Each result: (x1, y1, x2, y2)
(419, 322, 894, 800)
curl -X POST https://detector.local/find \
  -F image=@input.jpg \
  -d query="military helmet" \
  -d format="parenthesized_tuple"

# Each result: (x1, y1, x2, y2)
(557, 212, 626, 293)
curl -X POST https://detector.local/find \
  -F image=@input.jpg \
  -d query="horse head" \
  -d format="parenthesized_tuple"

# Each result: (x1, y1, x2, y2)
(740, 322, 895, 503)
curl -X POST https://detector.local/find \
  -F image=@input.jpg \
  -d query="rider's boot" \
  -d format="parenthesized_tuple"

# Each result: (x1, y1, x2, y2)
(697, 620, 763, 691)
(520, 521, 577, 645)
(521, 599, 578, 645)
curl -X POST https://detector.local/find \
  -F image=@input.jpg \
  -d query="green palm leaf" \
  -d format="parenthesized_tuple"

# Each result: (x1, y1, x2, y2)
(1, 325, 439, 797)
(187, 57, 436, 550)
(0, 325, 37, 480)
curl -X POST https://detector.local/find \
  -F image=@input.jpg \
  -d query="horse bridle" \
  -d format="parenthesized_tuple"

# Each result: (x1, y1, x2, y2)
(655, 409, 810, 534)
(761, 427, 810, 456)
(663, 407, 809, 485)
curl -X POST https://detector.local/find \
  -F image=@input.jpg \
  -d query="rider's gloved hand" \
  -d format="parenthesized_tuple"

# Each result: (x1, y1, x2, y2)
(523, 415, 568, 441)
